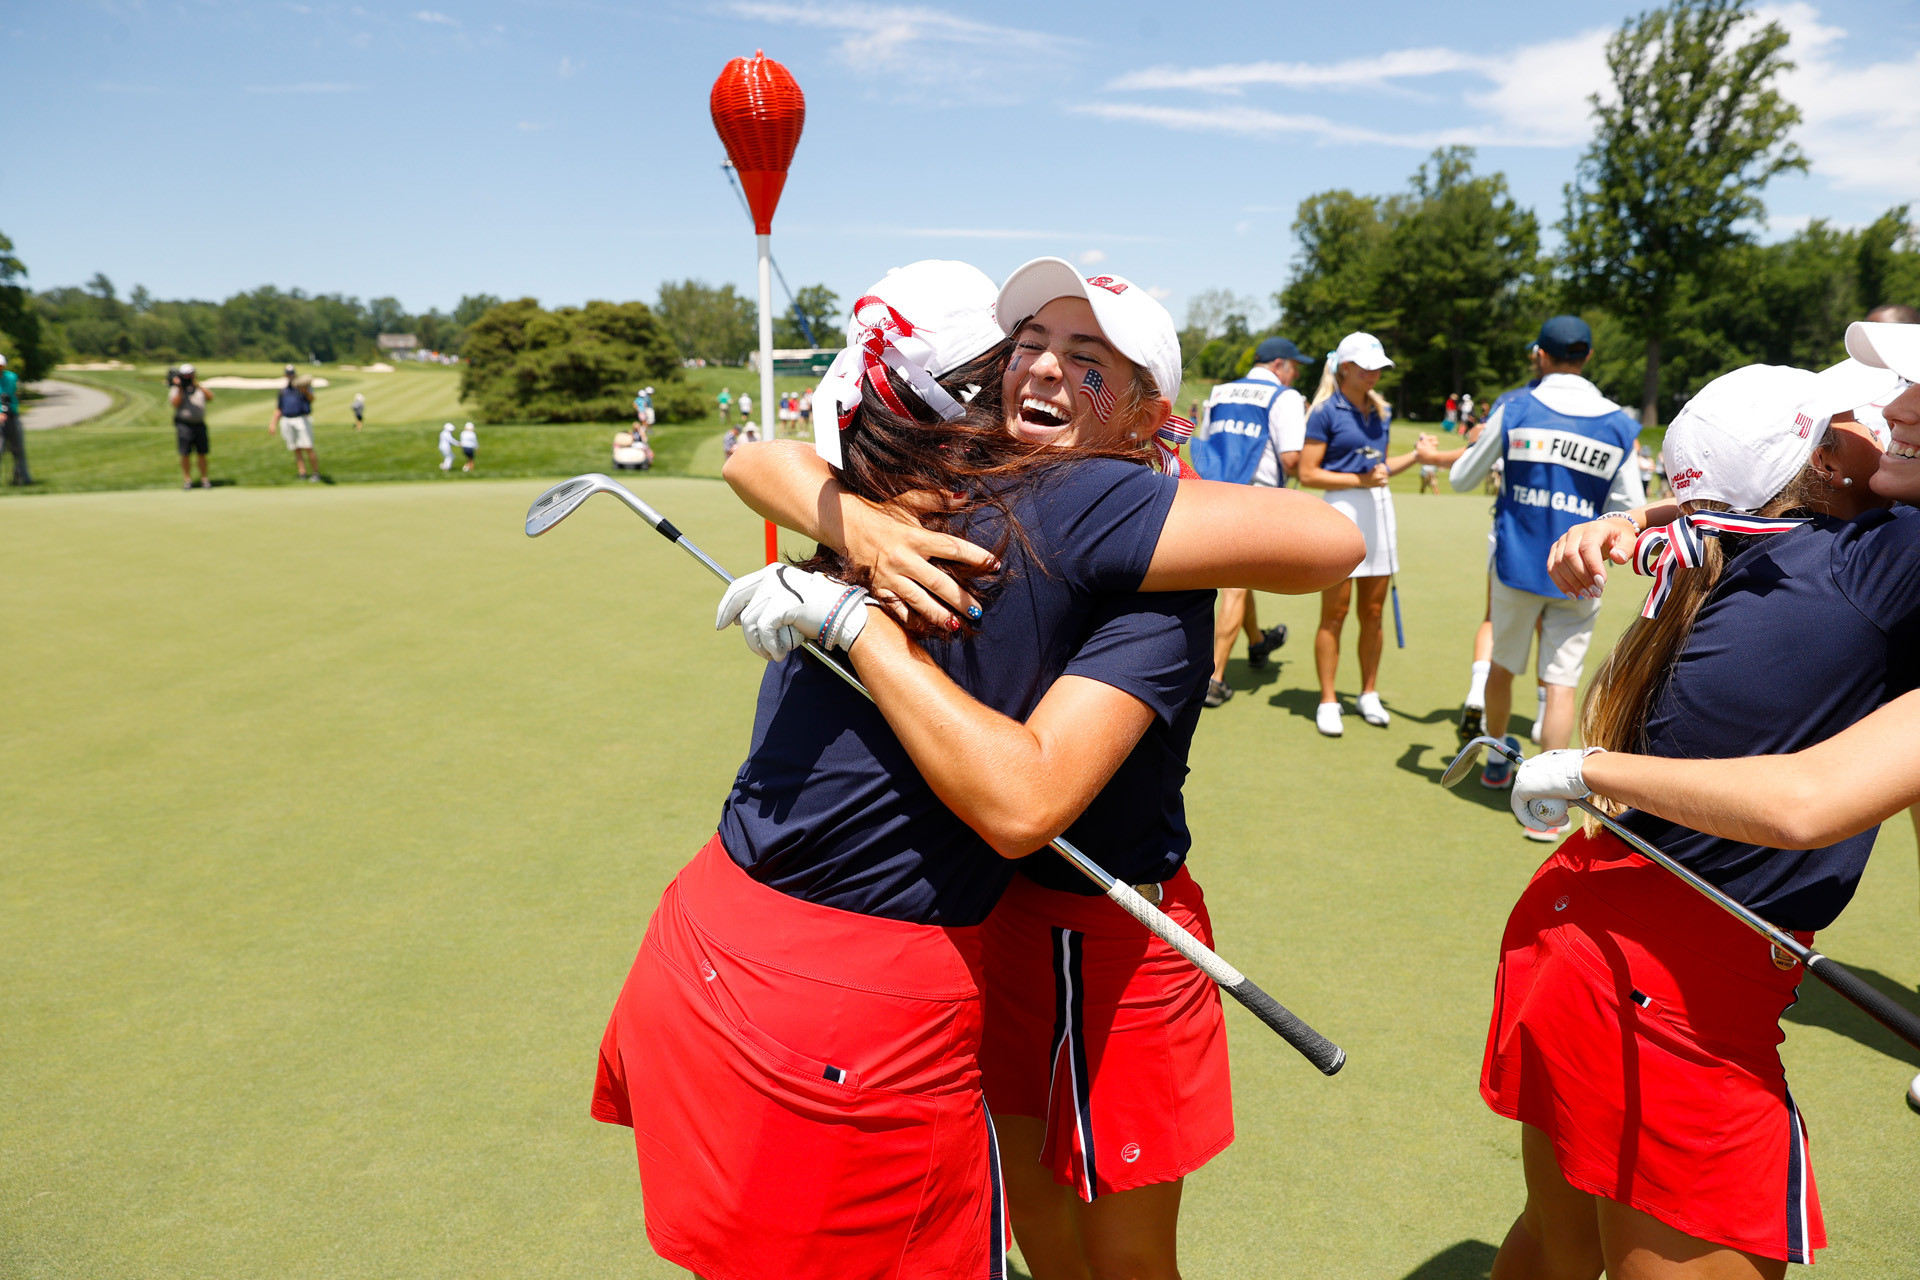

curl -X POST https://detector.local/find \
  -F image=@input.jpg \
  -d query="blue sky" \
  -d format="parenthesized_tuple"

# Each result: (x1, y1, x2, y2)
(8, 0, 1918, 330)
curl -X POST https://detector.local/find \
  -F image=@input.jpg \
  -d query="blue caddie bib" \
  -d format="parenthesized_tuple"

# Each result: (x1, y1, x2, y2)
(1492, 386, 1642, 597)
(1192, 376, 1285, 484)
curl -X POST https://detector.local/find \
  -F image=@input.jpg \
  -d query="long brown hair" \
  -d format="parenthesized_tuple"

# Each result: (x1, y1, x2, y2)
(796, 340, 1141, 636)
(1579, 441, 1834, 811)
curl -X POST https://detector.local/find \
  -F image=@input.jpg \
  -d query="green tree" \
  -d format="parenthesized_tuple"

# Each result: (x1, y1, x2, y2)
(0, 232, 60, 380)
(655, 279, 756, 365)
(460, 298, 703, 422)
(774, 284, 844, 349)
(1559, 0, 1804, 425)
(1274, 150, 1542, 415)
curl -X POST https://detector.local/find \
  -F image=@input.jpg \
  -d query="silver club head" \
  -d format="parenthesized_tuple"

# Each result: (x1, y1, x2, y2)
(1441, 735, 1525, 789)
(526, 473, 667, 537)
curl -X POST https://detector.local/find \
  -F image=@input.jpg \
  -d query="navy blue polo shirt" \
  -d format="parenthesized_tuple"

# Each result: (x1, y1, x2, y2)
(278, 386, 311, 417)
(717, 459, 1214, 926)
(1303, 391, 1389, 474)
(1620, 507, 1920, 931)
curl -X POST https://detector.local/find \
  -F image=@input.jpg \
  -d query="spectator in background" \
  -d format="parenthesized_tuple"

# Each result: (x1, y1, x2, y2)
(459, 421, 478, 473)
(437, 421, 457, 471)
(351, 391, 365, 431)
(717, 386, 732, 420)
(798, 387, 813, 433)
(739, 391, 753, 426)
(168, 363, 211, 490)
(1866, 304, 1920, 324)
(0, 353, 29, 486)
(1443, 392, 1459, 432)
(270, 370, 320, 482)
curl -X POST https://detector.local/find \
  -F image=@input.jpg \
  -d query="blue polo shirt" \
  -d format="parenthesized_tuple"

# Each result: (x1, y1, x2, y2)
(277, 386, 311, 417)
(1620, 507, 1920, 931)
(717, 459, 1214, 926)
(1303, 391, 1389, 473)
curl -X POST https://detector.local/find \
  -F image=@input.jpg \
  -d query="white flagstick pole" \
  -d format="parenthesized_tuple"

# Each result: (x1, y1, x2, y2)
(756, 233, 776, 443)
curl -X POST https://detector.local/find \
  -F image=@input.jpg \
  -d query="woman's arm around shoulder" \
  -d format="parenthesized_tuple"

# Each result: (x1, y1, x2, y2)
(846, 611, 1156, 859)
(1577, 690, 1920, 848)
(1142, 477, 1365, 594)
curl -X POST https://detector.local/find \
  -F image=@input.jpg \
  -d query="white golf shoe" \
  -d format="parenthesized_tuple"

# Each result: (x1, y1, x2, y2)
(1316, 701, 1344, 737)
(1357, 691, 1390, 727)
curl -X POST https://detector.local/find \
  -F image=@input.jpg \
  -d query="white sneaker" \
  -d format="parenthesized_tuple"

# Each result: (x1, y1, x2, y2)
(1316, 701, 1344, 737)
(1531, 687, 1546, 743)
(1524, 819, 1571, 843)
(1357, 691, 1390, 727)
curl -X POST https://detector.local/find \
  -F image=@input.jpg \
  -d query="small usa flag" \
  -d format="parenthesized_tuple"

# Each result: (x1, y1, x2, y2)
(1081, 368, 1116, 422)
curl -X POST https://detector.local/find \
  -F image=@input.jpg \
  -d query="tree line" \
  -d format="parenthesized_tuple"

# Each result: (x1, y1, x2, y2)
(1190, 0, 1920, 424)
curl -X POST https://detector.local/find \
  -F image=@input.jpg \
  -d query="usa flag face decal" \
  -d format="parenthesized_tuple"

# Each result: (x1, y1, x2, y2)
(1080, 368, 1117, 423)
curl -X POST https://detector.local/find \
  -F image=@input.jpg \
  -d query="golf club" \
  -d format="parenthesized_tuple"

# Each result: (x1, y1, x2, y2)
(1445, 735, 1920, 1053)
(1356, 448, 1404, 648)
(529, 473, 1346, 1075)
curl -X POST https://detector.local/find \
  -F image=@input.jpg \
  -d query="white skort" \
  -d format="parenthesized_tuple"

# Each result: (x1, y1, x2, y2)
(1325, 487, 1399, 579)
(279, 414, 315, 450)
(1490, 577, 1602, 687)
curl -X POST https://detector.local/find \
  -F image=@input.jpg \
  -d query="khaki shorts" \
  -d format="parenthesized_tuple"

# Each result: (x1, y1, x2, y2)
(1490, 577, 1601, 687)
(279, 415, 314, 450)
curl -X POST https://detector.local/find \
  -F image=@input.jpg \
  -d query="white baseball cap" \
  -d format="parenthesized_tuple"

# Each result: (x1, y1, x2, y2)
(0, 353, 7, 366)
(814, 259, 1003, 468)
(1663, 361, 1900, 511)
(1332, 331, 1393, 371)
(1845, 321, 1920, 383)
(995, 257, 1181, 407)
(179, 362, 195, 375)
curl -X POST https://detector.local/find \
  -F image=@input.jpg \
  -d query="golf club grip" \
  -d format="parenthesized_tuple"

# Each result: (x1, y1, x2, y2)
(1805, 954, 1920, 1053)
(1224, 977, 1346, 1076)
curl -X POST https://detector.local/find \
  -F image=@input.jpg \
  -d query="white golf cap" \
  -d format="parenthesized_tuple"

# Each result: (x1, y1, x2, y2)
(0, 353, 7, 366)
(814, 259, 1003, 468)
(995, 257, 1181, 406)
(1845, 321, 1920, 383)
(1332, 331, 1393, 371)
(179, 362, 195, 375)
(1662, 362, 1897, 512)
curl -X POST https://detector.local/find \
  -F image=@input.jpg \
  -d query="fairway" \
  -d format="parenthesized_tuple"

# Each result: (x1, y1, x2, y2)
(3, 480, 1916, 1279)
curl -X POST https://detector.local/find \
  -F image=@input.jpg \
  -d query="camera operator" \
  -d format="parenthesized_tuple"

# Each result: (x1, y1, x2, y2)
(169, 363, 214, 489)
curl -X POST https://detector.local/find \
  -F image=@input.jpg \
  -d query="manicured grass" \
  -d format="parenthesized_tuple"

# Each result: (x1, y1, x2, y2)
(3, 479, 1915, 1278)
(10, 363, 837, 496)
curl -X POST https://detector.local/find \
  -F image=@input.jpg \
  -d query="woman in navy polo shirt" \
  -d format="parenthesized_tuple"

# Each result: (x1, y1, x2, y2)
(1476, 360, 1916, 1275)
(589, 261, 1362, 1280)
(1296, 331, 1431, 737)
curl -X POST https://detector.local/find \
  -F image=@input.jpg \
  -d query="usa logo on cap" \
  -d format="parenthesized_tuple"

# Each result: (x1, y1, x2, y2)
(1793, 412, 1814, 439)
(1085, 276, 1128, 296)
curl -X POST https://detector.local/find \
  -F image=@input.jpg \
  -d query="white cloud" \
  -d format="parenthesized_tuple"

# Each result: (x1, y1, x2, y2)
(1078, 249, 1107, 266)
(245, 82, 362, 94)
(558, 55, 578, 78)
(1082, 5, 1920, 194)
(1758, 2, 1920, 195)
(1146, 286, 1173, 301)
(730, 0, 1055, 62)
(1110, 47, 1476, 95)
(414, 10, 460, 25)
(875, 227, 1158, 243)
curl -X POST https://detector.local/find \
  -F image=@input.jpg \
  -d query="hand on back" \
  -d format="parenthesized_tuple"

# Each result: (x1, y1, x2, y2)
(841, 494, 997, 629)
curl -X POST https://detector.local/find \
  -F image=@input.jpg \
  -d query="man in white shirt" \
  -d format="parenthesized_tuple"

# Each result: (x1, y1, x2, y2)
(1190, 336, 1313, 707)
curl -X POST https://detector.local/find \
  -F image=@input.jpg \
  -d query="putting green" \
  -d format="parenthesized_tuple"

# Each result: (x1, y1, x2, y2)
(2, 480, 1914, 1279)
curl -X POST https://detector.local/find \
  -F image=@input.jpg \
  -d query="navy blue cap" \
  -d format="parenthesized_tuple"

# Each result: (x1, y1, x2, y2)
(1534, 315, 1592, 360)
(1254, 336, 1314, 364)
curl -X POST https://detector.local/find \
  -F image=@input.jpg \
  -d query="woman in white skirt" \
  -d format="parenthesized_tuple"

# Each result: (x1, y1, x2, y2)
(1296, 332, 1430, 736)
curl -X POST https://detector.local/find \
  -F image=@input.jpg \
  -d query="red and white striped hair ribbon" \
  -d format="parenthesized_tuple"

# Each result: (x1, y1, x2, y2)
(1150, 414, 1194, 477)
(1631, 510, 1807, 619)
(834, 294, 966, 432)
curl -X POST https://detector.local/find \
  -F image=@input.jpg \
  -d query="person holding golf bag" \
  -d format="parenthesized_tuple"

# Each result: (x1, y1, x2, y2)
(1424, 316, 1643, 830)
(723, 257, 1363, 1280)
(590, 261, 1362, 1280)
(1296, 332, 1429, 736)
(1188, 336, 1314, 707)
(1475, 358, 1913, 1277)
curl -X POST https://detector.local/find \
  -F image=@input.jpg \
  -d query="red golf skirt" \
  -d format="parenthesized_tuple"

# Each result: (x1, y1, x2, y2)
(980, 867, 1233, 1199)
(1482, 829, 1823, 1263)
(592, 835, 1007, 1280)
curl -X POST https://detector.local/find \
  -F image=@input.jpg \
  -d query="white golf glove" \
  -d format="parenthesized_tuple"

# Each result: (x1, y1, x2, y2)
(715, 563, 871, 663)
(1510, 747, 1606, 830)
